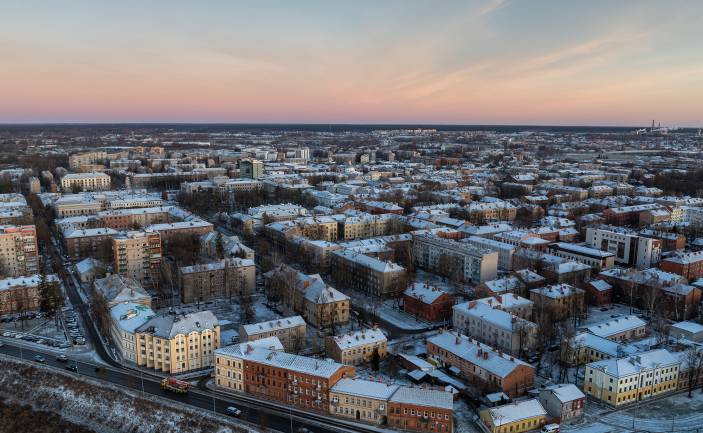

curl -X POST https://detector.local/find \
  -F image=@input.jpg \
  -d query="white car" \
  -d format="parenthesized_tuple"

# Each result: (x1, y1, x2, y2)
(225, 406, 241, 417)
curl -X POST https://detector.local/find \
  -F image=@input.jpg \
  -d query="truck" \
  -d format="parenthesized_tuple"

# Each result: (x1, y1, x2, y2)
(160, 377, 190, 394)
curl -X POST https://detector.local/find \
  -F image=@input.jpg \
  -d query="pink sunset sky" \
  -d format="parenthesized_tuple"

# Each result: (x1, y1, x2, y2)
(1, 0, 702, 126)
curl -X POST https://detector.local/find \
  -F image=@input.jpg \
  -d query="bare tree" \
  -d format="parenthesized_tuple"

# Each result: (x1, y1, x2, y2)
(684, 348, 703, 398)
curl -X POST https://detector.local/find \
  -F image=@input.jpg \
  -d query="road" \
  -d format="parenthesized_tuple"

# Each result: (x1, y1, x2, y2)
(0, 342, 388, 433)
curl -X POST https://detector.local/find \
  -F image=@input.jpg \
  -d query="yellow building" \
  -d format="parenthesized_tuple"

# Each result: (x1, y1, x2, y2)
(135, 310, 220, 374)
(329, 378, 398, 424)
(584, 349, 679, 406)
(214, 336, 283, 393)
(479, 399, 547, 433)
(326, 328, 387, 366)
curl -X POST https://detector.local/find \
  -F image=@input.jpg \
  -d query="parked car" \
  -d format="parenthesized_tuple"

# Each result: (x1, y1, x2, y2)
(74, 337, 86, 345)
(225, 406, 242, 417)
(542, 424, 560, 433)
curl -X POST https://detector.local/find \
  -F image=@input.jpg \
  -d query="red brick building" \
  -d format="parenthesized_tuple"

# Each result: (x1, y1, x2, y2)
(241, 349, 355, 413)
(403, 283, 455, 323)
(661, 251, 703, 280)
(584, 279, 613, 306)
(387, 387, 454, 432)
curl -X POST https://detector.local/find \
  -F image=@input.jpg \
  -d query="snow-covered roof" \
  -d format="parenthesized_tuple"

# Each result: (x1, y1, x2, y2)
(333, 328, 387, 351)
(428, 332, 531, 378)
(136, 310, 219, 339)
(671, 321, 703, 335)
(110, 302, 154, 334)
(486, 399, 546, 426)
(588, 349, 679, 377)
(215, 345, 347, 379)
(331, 378, 399, 400)
(404, 282, 449, 304)
(388, 386, 454, 410)
(242, 315, 306, 336)
(545, 384, 585, 403)
(586, 315, 646, 339)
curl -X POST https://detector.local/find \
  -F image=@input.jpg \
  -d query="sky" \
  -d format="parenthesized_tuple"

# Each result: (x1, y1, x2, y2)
(1, 1, 702, 126)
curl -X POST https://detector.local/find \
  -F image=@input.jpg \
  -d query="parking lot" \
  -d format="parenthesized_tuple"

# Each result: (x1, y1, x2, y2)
(0, 305, 87, 350)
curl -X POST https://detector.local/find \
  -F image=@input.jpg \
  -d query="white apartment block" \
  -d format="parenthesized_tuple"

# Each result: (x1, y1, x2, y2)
(585, 227, 661, 269)
(61, 172, 111, 192)
(413, 233, 498, 284)
(464, 236, 515, 271)
(453, 301, 538, 356)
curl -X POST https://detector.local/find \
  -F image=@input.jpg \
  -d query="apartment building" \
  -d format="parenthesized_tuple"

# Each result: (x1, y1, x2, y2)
(61, 172, 111, 192)
(427, 331, 535, 398)
(479, 399, 547, 433)
(661, 250, 703, 280)
(240, 159, 264, 179)
(0, 225, 39, 278)
(548, 242, 616, 271)
(239, 315, 307, 352)
(112, 231, 162, 288)
(530, 284, 586, 322)
(413, 233, 498, 284)
(147, 220, 213, 247)
(331, 249, 407, 297)
(0, 274, 58, 315)
(602, 203, 663, 226)
(586, 227, 662, 269)
(69, 151, 107, 170)
(326, 328, 388, 366)
(585, 315, 647, 342)
(329, 378, 398, 425)
(464, 236, 516, 271)
(452, 301, 538, 356)
(179, 258, 256, 304)
(109, 301, 155, 363)
(134, 310, 220, 374)
(214, 344, 355, 413)
(213, 336, 284, 392)
(584, 349, 680, 406)
(475, 293, 533, 319)
(403, 282, 455, 322)
(538, 384, 586, 424)
(387, 387, 454, 433)
(62, 227, 117, 262)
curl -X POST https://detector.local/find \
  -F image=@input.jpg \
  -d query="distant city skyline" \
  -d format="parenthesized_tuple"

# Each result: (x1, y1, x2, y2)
(1, 1, 702, 126)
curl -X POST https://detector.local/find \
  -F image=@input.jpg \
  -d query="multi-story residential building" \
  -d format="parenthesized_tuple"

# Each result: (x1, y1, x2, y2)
(661, 250, 703, 280)
(452, 301, 538, 356)
(529, 284, 586, 322)
(239, 315, 307, 352)
(326, 328, 388, 366)
(0, 225, 39, 278)
(109, 301, 155, 363)
(538, 384, 586, 424)
(585, 315, 647, 342)
(0, 274, 58, 315)
(387, 387, 454, 433)
(134, 310, 220, 374)
(213, 336, 284, 392)
(475, 293, 533, 319)
(147, 220, 213, 247)
(61, 172, 111, 192)
(586, 227, 662, 269)
(464, 236, 515, 271)
(179, 258, 256, 304)
(214, 344, 355, 413)
(329, 378, 398, 425)
(264, 265, 350, 328)
(584, 349, 680, 406)
(427, 331, 535, 398)
(69, 151, 108, 170)
(413, 233, 498, 284)
(602, 203, 663, 226)
(93, 274, 151, 308)
(561, 331, 636, 366)
(62, 227, 118, 262)
(479, 399, 547, 433)
(112, 231, 162, 288)
(548, 242, 615, 271)
(403, 282, 455, 323)
(240, 159, 264, 179)
(331, 249, 407, 297)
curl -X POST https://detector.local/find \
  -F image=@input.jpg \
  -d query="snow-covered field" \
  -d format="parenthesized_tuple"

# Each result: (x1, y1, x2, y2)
(0, 355, 256, 433)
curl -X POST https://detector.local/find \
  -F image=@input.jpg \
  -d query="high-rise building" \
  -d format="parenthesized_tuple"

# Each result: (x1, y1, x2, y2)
(240, 159, 264, 179)
(112, 231, 162, 287)
(0, 225, 39, 278)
